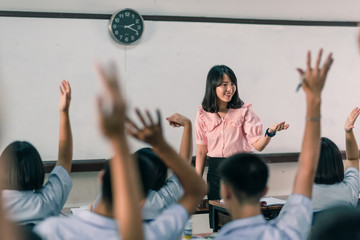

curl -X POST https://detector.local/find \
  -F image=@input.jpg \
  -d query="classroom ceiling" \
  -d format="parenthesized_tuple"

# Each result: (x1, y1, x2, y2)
(1, 0, 360, 21)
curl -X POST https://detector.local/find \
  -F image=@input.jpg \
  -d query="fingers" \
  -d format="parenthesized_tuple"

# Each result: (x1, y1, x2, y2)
(145, 110, 154, 126)
(59, 85, 64, 95)
(156, 109, 162, 129)
(350, 107, 360, 123)
(134, 108, 161, 129)
(296, 68, 305, 76)
(315, 48, 323, 71)
(271, 121, 290, 132)
(96, 62, 120, 99)
(306, 50, 311, 72)
(320, 53, 334, 77)
(135, 108, 147, 127)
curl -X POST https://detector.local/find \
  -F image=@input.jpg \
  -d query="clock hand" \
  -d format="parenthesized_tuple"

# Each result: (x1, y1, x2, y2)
(126, 26, 139, 34)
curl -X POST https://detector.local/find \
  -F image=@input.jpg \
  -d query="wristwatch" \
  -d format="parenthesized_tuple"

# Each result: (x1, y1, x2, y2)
(265, 128, 276, 137)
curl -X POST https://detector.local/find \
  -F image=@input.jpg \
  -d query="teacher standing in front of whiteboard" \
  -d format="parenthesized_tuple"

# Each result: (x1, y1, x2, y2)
(195, 65, 289, 227)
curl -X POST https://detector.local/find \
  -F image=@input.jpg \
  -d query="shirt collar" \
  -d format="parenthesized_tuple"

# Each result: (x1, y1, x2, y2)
(75, 210, 118, 230)
(217, 214, 266, 237)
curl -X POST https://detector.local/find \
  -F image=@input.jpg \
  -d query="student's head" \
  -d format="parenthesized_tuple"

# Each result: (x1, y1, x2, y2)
(201, 65, 244, 113)
(218, 153, 268, 205)
(0, 141, 44, 191)
(101, 155, 156, 212)
(310, 206, 360, 240)
(134, 148, 167, 191)
(314, 137, 344, 184)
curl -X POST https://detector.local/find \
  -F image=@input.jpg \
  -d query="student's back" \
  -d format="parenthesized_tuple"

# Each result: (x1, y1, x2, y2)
(312, 110, 360, 212)
(1, 80, 73, 225)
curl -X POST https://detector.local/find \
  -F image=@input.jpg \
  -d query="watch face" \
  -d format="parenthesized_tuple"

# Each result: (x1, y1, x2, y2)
(109, 9, 144, 45)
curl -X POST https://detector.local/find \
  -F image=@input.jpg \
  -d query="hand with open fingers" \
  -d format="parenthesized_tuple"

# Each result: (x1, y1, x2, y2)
(59, 80, 71, 112)
(166, 113, 191, 128)
(96, 63, 126, 138)
(127, 109, 165, 147)
(268, 121, 290, 133)
(345, 107, 360, 132)
(296, 49, 334, 96)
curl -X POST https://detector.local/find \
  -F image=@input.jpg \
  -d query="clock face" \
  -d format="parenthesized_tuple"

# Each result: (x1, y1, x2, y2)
(109, 9, 144, 45)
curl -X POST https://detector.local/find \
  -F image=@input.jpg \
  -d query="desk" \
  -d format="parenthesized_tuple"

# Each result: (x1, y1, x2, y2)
(209, 196, 288, 232)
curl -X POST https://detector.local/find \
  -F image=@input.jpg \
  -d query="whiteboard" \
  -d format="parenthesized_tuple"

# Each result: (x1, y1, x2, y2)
(0, 16, 359, 160)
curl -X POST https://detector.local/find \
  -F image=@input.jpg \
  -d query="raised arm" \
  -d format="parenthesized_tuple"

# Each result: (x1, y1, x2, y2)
(127, 109, 207, 214)
(344, 107, 360, 170)
(166, 113, 193, 163)
(293, 49, 333, 197)
(96, 64, 143, 240)
(252, 121, 289, 152)
(56, 80, 73, 173)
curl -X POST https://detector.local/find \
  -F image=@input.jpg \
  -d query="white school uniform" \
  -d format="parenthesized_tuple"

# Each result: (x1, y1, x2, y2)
(312, 167, 360, 212)
(215, 194, 312, 240)
(34, 203, 189, 240)
(142, 174, 184, 220)
(2, 166, 72, 225)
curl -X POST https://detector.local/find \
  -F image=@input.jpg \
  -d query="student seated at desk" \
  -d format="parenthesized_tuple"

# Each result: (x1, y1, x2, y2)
(34, 63, 207, 240)
(90, 113, 192, 221)
(0, 80, 73, 226)
(213, 49, 333, 240)
(312, 108, 360, 213)
(141, 113, 193, 221)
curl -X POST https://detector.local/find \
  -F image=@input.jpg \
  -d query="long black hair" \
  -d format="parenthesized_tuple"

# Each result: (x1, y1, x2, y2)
(201, 65, 244, 113)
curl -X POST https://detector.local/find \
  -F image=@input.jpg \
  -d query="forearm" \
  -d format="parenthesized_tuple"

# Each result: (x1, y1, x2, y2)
(195, 150, 207, 176)
(345, 130, 359, 170)
(294, 96, 321, 197)
(346, 130, 359, 160)
(252, 136, 271, 152)
(179, 121, 193, 163)
(110, 137, 144, 240)
(57, 111, 73, 173)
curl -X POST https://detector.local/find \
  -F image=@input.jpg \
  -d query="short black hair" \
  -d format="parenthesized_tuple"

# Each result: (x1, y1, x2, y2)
(201, 65, 244, 113)
(310, 206, 360, 240)
(0, 141, 45, 191)
(315, 137, 344, 184)
(134, 148, 167, 191)
(102, 155, 156, 211)
(218, 153, 268, 204)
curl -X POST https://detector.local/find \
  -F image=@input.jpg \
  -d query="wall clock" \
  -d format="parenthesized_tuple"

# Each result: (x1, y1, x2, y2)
(108, 8, 144, 45)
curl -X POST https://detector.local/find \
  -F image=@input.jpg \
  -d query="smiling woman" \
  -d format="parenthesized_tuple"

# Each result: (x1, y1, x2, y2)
(194, 65, 289, 228)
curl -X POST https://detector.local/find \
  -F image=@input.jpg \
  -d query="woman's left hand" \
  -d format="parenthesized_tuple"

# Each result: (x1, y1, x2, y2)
(268, 121, 290, 134)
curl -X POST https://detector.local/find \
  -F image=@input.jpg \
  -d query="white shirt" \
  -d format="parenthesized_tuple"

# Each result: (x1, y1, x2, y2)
(34, 203, 189, 240)
(312, 167, 360, 212)
(2, 166, 72, 225)
(215, 194, 312, 240)
(142, 174, 184, 220)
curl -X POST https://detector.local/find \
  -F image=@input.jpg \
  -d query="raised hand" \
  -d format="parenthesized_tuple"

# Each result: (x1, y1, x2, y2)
(345, 107, 360, 132)
(296, 49, 334, 96)
(166, 113, 191, 128)
(268, 121, 290, 133)
(59, 80, 71, 113)
(96, 63, 126, 138)
(127, 109, 165, 147)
